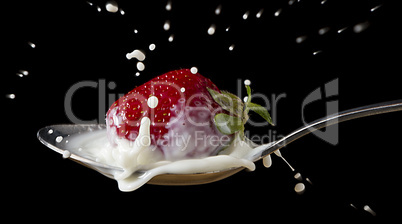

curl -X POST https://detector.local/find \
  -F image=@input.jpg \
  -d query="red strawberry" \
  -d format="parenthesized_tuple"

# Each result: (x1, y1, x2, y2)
(106, 69, 232, 160)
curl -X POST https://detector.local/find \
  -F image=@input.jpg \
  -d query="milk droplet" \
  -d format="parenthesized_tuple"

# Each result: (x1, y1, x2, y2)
(96, 6, 101, 12)
(313, 50, 322, 55)
(229, 44, 235, 51)
(119, 9, 125, 15)
(294, 183, 305, 195)
(28, 41, 36, 48)
(215, 4, 222, 15)
(126, 49, 146, 61)
(244, 79, 251, 86)
(135, 72, 140, 77)
(353, 21, 370, 33)
(105, 1, 118, 13)
(149, 43, 156, 51)
(370, 5, 382, 12)
(256, 9, 264, 18)
(274, 9, 282, 17)
(294, 172, 302, 181)
(62, 150, 71, 159)
(137, 62, 145, 71)
(180, 87, 185, 92)
(147, 96, 159, 109)
(165, 0, 172, 11)
(134, 29, 139, 34)
(263, 155, 272, 168)
(274, 150, 295, 171)
(337, 27, 347, 33)
(6, 94, 16, 99)
(296, 35, 307, 44)
(318, 27, 330, 35)
(208, 24, 216, 35)
(243, 96, 248, 103)
(48, 129, 54, 134)
(242, 11, 250, 20)
(190, 67, 198, 74)
(163, 20, 171, 31)
(17, 70, 29, 77)
(363, 205, 376, 216)
(168, 34, 174, 42)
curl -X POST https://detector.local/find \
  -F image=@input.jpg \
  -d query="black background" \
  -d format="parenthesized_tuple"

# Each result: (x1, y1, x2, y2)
(3, 0, 401, 221)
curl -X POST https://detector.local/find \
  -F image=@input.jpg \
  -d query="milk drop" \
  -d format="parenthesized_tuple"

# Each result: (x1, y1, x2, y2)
(147, 96, 159, 109)
(163, 20, 171, 31)
(137, 62, 145, 71)
(294, 183, 305, 194)
(262, 154, 272, 168)
(215, 5, 222, 15)
(274, 9, 282, 17)
(256, 9, 264, 18)
(190, 67, 198, 74)
(274, 150, 295, 171)
(318, 27, 330, 35)
(370, 5, 382, 12)
(244, 79, 251, 86)
(228, 44, 235, 51)
(363, 205, 376, 216)
(337, 27, 347, 34)
(149, 43, 156, 51)
(296, 35, 307, 44)
(242, 11, 250, 20)
(165, 0, 172, 11)
(6, 94, 16, 99)
(62, 150, 71, 159)
(28, 41, 36, 48)
(294, 172, 302, 181)
(353, 21, 370, 33)
(126, 49, 146, 61)
(105, 1, 118, 13)
(208, 24, 216, 35)
(168, 34, 174, 42)
(313, 50, 322, 55)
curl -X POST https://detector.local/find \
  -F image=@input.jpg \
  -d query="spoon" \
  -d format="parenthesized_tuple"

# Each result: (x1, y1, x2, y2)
(37, 100, 402, 186)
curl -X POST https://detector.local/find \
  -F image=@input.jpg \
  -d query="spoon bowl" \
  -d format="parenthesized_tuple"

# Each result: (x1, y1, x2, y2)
(37, 100, 402, 186)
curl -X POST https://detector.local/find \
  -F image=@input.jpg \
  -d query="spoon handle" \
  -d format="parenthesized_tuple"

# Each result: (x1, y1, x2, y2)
(258, 99, 402, 159)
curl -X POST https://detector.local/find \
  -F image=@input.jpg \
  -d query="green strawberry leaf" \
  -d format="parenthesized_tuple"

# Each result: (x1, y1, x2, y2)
(214, 113, 244, 135)
(247, 102, 274, 126)
(207, 87, 244, 117)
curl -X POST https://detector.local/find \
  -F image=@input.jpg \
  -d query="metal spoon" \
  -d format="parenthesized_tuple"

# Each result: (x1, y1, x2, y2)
(37, 100, 402, 186)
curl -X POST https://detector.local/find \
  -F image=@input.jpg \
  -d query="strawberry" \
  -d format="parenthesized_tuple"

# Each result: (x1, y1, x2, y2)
(106, 69, 230, 160)
(106, 69, 274, 161)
